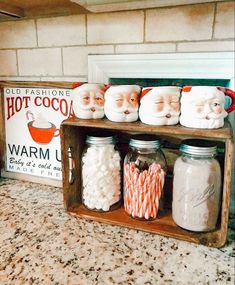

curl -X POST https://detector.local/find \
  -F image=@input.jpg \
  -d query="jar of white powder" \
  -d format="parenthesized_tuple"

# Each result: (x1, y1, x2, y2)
(172, 139, 222, 232)
(81, 134, 121, 212)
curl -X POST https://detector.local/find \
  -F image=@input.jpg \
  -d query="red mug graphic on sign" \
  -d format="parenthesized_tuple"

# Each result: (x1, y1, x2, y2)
(26, 110, 60, 144)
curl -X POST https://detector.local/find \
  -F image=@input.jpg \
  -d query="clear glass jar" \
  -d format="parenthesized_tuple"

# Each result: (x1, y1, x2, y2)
(172, 139, 222, 232)
(81, 135, 121, 212)
(123, 135, 167, 220)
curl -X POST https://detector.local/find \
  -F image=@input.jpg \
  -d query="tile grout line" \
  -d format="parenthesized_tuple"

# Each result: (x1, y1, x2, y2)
(143, 10, 146, 44)
(85, 14, 88, 45)
(211, 2, 217, 40)
(35, 19, 39, 47)
(61, 48, 64, 77)
(15, 49, 20, 77)
(34, 18, 39, 80)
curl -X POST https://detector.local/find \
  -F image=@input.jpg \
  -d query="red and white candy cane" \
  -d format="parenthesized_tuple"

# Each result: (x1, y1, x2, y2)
(123, 162, 165, 219)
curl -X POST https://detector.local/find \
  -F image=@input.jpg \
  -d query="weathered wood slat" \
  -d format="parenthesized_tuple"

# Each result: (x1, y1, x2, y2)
(62, 117, 233, 139)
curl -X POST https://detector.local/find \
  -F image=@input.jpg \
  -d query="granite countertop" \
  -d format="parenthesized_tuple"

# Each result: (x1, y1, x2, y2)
(0, 178, 234, 285)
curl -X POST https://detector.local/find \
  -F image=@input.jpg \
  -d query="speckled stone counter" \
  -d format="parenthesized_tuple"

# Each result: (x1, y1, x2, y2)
(0, 178, 234, 285)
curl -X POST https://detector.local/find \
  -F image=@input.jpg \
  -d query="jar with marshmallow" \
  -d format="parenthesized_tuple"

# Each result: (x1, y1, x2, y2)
(123, 135, 167, 220)
(81, 134, 121, 212)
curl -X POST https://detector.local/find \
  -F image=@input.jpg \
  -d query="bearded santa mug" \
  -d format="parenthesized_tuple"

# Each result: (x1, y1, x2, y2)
(180, 86, 235, 129)
(104, 85, 141, 122)
(139, 86, 181, 125)
(72, 83, 107, 119)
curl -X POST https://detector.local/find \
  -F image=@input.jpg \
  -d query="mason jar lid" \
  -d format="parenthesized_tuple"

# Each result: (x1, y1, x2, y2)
(180, 139, 217, 156)
(86, 135, 115, 145)
(129, 134, 161, 149)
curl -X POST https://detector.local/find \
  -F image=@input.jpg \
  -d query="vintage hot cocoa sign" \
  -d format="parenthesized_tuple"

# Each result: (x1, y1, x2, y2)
(4, 87, 73, 180)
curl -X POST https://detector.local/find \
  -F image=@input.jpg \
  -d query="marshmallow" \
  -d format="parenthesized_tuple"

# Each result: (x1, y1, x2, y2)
(82, 143, 121, 211)
(32, 113, 52, 129)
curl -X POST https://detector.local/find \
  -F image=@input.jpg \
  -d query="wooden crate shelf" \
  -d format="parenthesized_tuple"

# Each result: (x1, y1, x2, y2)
(62, 118, 233, 139)
(61, 118, 234, 248)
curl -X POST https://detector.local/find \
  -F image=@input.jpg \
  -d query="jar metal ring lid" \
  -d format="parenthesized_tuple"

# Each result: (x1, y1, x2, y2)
(86, 135, 115, 145)
(180, 139, 217, 156)
(129, 134, 161, 149)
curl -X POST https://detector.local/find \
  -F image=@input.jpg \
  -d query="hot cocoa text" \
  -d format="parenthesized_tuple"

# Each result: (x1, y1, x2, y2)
(5, 88, 74, 120)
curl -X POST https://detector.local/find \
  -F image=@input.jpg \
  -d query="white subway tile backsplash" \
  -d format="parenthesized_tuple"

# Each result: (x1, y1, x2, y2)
(178, 40, 235, 52)
(63, 45, 114, 76)
(18, 48, 62, 76)
(116, 43, 176, 53)
(37, 15, 86, 47)
(0, 20, 37, 49)
(214, 2, 235, 39)
(0, 2, 234, 81)
(0, 77, 41, 81)
(87, 11, 144, 44)
(41, 77, 86, 82)
(0, 50, 17, 76)
(146, 4, 214, 42)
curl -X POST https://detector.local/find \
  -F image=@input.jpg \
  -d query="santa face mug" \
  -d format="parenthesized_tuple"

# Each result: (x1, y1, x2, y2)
(139, 86, 181, 125)
(72, 83, 107, 119)
(104, 85, 141, 122)
(180, 86, 235, 129)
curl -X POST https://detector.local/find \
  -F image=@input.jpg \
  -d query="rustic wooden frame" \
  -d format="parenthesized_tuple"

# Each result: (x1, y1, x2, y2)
(0, 81, 74, 186)
(61, 118, 234, 248)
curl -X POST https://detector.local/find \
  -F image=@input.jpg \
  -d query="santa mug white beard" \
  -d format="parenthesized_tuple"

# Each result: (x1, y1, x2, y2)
(180, 86, 235, 129)
(104, 104, 138, 122)
(74, 104, 104, 119)
(104, 85, 141, 122)
(139, 86, 181, 126)
(72, 83, 105, 119)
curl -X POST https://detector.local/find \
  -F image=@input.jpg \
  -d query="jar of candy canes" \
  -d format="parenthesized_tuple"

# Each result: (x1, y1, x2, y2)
(123, 135, 167, 220)
(172, 139, 222, 232)
(82, 134, 121, 212)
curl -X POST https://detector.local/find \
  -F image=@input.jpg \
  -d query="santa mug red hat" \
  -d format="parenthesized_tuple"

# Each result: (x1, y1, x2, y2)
(139, 86, 181, 126)
(104, 85, 141, 122)
(72, 83, 108, 119)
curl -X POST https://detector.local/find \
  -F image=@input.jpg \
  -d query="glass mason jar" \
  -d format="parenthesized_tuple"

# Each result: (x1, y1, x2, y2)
(123, 135, 167, 220)
(81, 135, 121, 212)
(172, 139, 222, 232)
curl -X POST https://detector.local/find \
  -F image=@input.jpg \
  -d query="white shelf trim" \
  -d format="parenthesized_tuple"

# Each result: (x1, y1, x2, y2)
(88, 52, 235, 87)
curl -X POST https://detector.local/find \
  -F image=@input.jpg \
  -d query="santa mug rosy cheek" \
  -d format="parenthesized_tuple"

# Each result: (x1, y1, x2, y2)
(180, 86, 235, 129)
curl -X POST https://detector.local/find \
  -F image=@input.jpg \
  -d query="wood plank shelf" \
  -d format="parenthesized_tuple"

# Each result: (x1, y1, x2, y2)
(61, 118, 234, 248)
(62, 118, 233, 140)
(68, 204, 223, 246)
